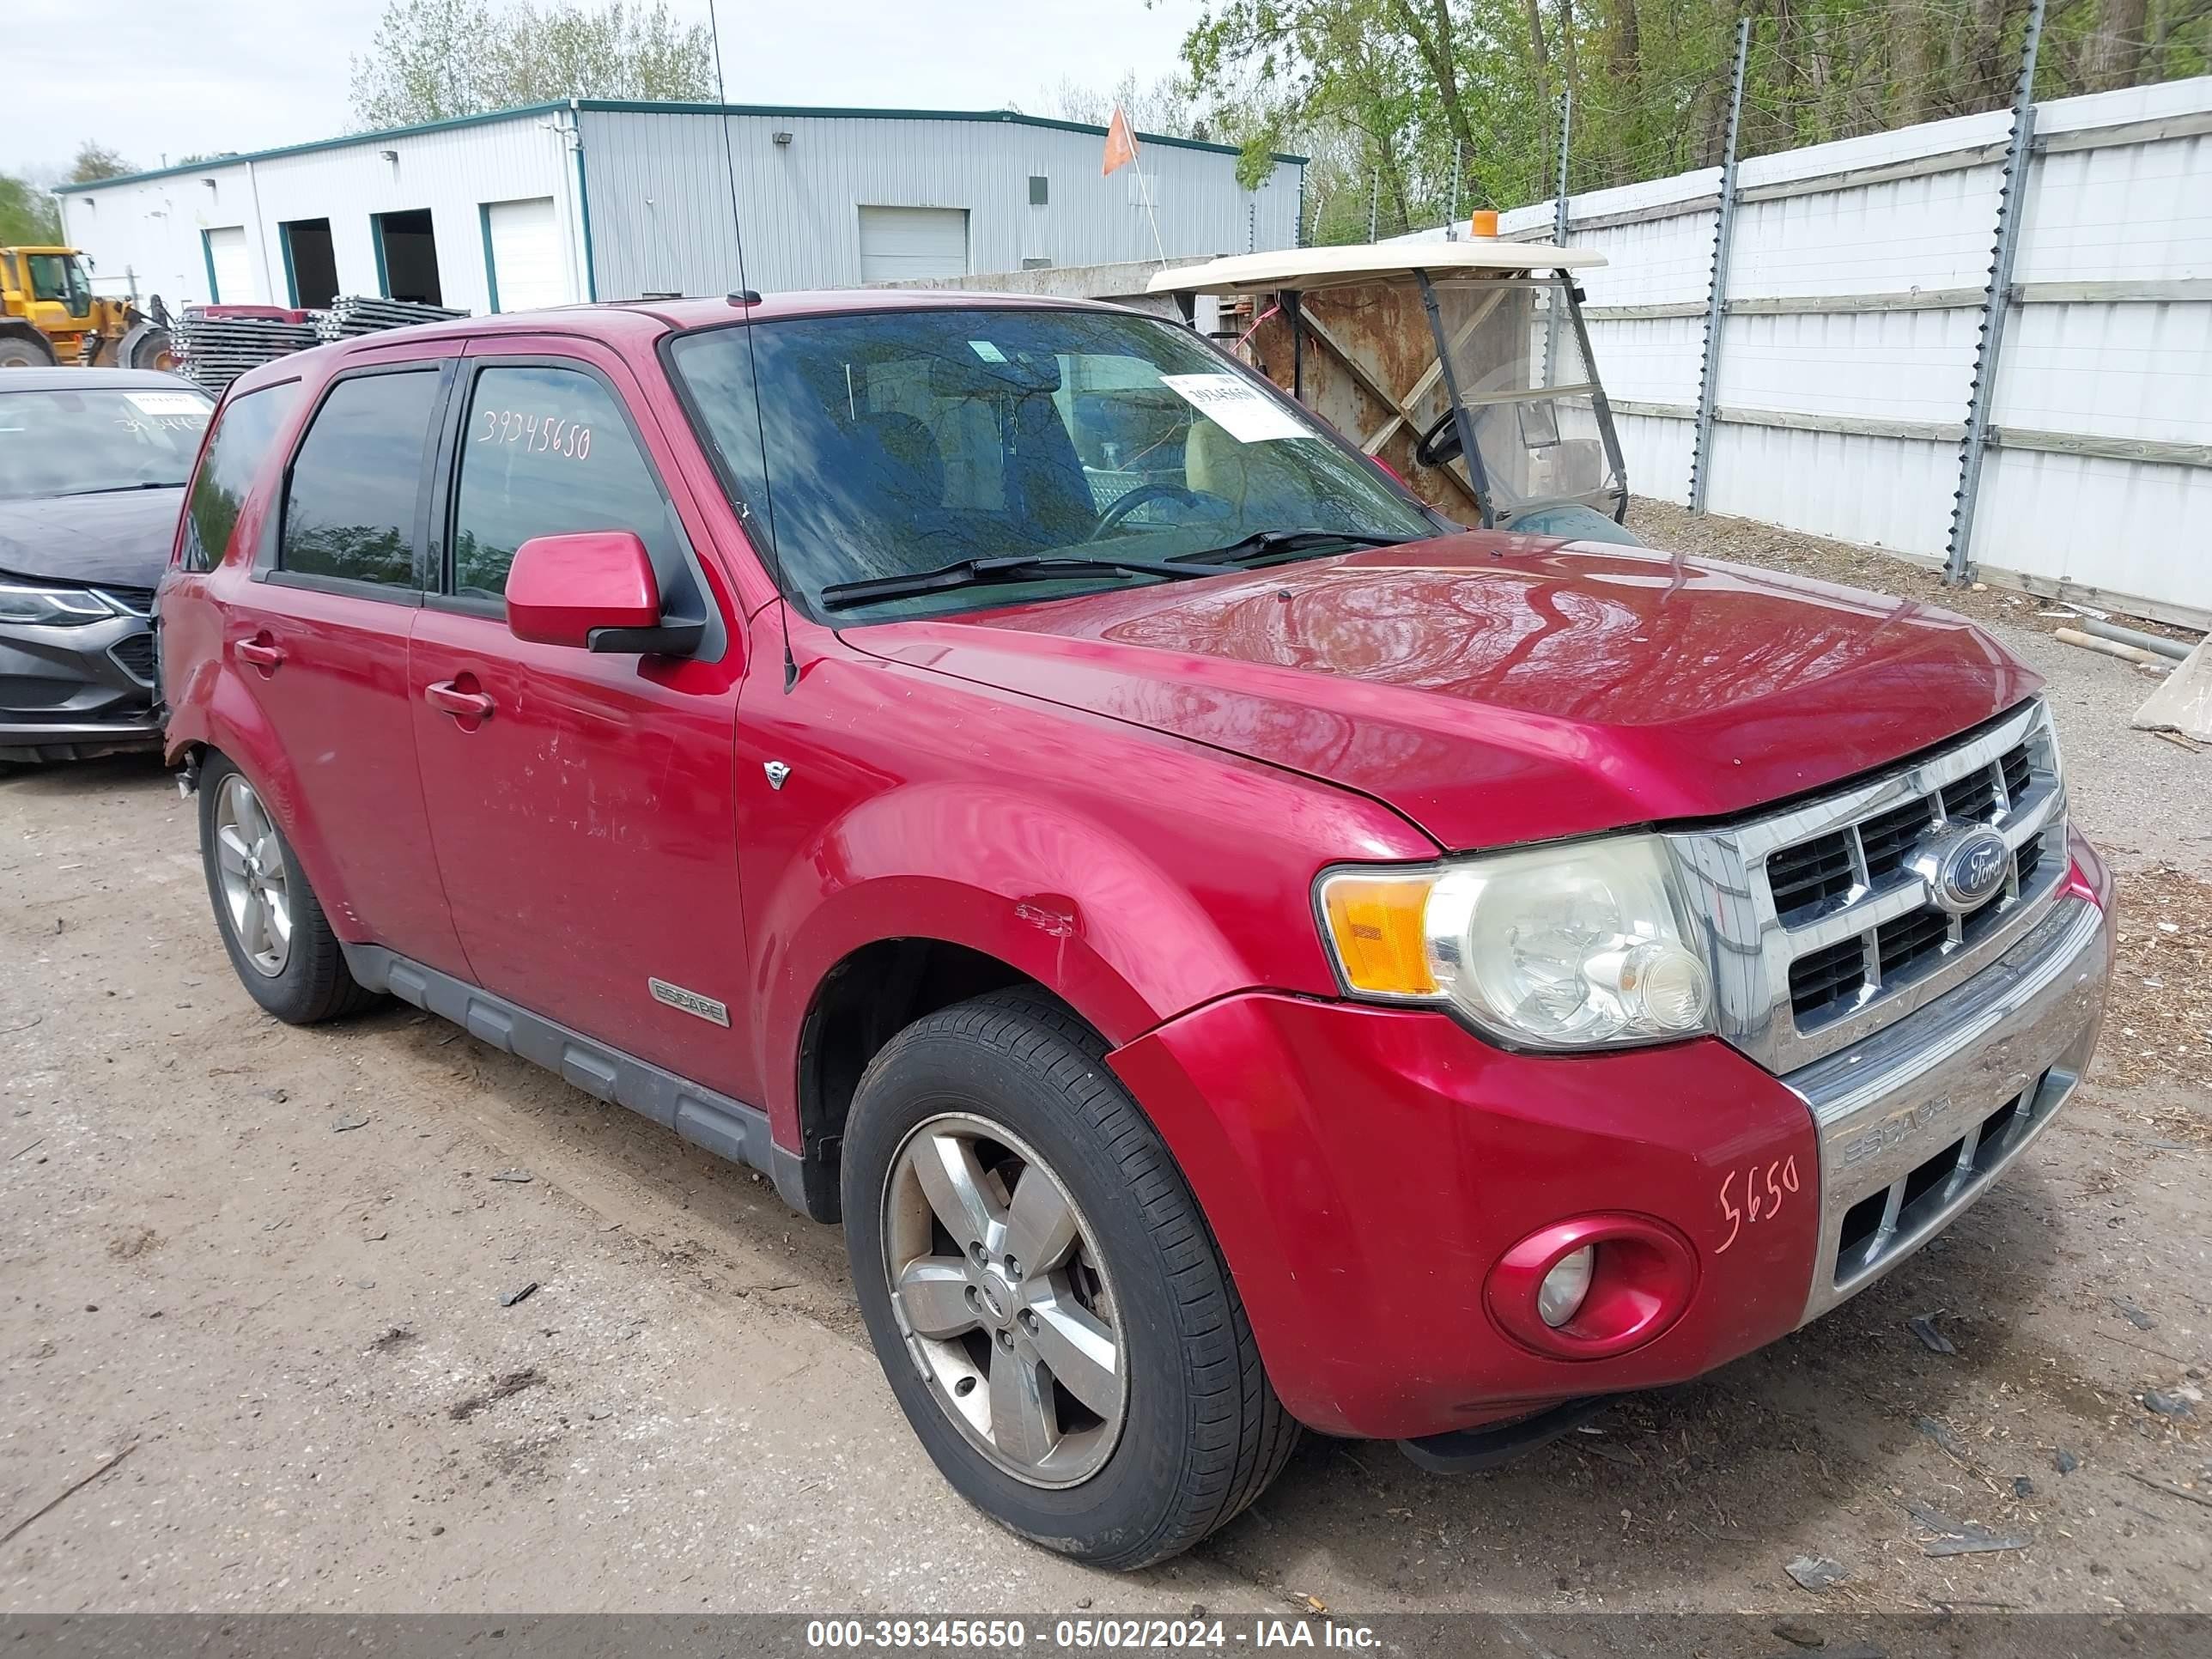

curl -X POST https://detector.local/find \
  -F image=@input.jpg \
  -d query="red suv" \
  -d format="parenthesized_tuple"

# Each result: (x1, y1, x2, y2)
(161, 294, 2112, 1569)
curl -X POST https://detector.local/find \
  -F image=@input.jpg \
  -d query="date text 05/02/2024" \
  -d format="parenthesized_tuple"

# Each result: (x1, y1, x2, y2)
(803, 1617, 1382, 1649)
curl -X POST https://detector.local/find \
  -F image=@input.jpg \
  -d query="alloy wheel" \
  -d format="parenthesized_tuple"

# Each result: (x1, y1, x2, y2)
(212, 774, 293, 977)
(881, 1111, 1127, 1487)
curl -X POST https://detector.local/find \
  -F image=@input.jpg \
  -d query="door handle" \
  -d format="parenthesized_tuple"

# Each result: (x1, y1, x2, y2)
(424, 680, 496, 722)
(234, 638, 284, 671)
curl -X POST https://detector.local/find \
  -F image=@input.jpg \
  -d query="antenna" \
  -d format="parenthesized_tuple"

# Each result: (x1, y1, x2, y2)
(706, 0, 796, 692)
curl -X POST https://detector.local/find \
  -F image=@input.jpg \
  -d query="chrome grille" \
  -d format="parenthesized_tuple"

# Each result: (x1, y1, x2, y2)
(1668, 700, 2067, 1074)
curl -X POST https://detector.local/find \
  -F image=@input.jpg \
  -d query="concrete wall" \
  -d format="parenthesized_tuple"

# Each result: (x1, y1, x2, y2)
(1448, 76, 2212, 626)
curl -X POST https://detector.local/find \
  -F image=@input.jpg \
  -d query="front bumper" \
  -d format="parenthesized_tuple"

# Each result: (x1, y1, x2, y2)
(1110, 833, 2112, 1443)
(0, 611, 160, 762)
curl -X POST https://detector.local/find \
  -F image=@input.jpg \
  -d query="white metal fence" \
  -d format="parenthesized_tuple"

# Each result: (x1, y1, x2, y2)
(1486, 75, 2212, 629)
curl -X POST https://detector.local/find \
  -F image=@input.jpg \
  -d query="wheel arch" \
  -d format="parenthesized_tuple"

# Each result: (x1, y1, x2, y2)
(180, 687, 363, 943)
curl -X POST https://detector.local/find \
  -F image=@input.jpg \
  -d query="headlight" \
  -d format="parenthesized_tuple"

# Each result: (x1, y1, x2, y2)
(0, 582, 117, 627)
(1316, 836, 1713, 1051)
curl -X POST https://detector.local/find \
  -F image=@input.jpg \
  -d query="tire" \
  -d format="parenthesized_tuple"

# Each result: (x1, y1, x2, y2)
(121, 323, 179, 373)
(197, 753, 379, 1024)
(0, 331, 56, 369)
(843, 989, 1297, 1569)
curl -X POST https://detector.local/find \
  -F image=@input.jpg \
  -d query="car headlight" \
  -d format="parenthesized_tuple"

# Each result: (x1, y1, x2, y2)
(1316, 836, 1713, 1051)
(0, 582, 117, 627)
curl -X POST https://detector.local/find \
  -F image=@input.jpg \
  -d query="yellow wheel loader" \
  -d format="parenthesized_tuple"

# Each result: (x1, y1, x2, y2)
(0, 246, 177, 371)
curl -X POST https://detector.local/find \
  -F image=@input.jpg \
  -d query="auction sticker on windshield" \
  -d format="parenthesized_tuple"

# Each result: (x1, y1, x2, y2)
(125, 392, 210, 417)
(1160, 374, 1311, 443)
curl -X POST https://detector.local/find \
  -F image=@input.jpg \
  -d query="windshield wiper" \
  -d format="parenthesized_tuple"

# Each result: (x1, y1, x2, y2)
(58, 482, 185, 497)
(818, 553, 1237, 612)
(1168, 528, 1410, 565)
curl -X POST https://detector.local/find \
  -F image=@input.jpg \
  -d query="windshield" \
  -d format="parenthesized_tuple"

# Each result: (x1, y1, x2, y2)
(0, 386, 213, 503)
(1422, 278, 1622, 520)
(667, 307, 1437, 620)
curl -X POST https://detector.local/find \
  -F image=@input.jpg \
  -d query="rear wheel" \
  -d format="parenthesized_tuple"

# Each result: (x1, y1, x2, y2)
(843, 990, 1297, 1569)
(0, 330, 55, 369)
(198, 755, 378, 1024)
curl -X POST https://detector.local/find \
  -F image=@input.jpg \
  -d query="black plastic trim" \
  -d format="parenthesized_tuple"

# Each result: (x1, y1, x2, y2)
(1396, 1396, 1611, 1474)
(342, 945, 818, 1218)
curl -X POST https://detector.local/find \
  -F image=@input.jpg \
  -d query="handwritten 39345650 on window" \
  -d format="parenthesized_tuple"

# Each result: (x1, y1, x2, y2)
(476, 407, 592, 459)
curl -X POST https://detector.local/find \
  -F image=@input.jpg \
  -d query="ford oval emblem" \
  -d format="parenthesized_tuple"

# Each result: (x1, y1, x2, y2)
(1924, 824, 2012, 914)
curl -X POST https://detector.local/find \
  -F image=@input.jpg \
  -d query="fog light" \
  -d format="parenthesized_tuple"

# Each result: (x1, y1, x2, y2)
(1537, 1246, 1595, 1328)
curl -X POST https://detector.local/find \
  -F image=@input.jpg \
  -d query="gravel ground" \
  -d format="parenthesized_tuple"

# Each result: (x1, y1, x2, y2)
(3, 515, 2209, 1619)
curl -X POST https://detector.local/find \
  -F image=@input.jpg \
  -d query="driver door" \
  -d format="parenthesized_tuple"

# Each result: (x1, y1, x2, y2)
(408, 338, 756, 1099)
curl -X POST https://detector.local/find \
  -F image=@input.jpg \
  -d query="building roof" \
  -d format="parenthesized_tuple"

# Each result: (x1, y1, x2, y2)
(54, 101, 1307, 196)
(1149, 240, 1606, 295)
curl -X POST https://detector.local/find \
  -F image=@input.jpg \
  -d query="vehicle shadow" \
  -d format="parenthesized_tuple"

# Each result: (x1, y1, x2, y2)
(358, 974, 2080, 1607)
(0, 751, 171, 799)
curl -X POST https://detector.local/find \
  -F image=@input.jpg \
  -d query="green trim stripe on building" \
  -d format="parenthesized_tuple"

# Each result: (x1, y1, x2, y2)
(477, 203, 501, 313)
(52, 100, 1306, 195)
(200, 229, 221, 302)
(277, 222, 300, 308)
(370, 214, 392, 299)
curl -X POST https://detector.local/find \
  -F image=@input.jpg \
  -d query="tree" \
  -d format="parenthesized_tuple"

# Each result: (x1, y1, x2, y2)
(1179, 0, 2210, 242)
(67, 142, 134, 184)
(349, 0, 716, 129)
(1034, 71, 1208, 138)
(0, 173, 63, 245)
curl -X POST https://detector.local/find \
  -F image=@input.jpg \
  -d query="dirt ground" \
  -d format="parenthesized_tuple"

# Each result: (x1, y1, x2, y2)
(3, 508, 2209, 1619)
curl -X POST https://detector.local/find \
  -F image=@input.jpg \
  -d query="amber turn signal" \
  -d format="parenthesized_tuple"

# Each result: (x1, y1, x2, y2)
(1317, 871, 1438, 997)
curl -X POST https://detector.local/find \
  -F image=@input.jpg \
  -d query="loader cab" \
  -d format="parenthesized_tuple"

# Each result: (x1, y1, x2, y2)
(1152, 236, 1642, 546)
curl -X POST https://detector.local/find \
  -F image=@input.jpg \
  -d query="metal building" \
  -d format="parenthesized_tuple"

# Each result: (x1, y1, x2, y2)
(52, 100, 1306, 317)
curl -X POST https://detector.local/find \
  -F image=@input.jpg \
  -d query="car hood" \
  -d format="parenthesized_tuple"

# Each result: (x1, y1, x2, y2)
(844, 532, 2039, 852)
(0, 489, 184, 591)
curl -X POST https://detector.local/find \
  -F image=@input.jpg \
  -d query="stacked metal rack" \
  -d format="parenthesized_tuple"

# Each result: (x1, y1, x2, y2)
(175, 296, 469, 392)
(315, 295, 468, 343)
(173, 311, 322, 392)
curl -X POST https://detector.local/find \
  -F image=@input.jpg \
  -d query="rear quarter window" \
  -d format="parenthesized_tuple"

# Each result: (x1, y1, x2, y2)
(181, 381, 301, 572)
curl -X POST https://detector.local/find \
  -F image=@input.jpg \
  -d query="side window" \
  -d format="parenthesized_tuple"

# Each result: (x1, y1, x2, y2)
(450, 364, 681, 600)
(279, 369, 441, 589)
(182, 381, 301, 572)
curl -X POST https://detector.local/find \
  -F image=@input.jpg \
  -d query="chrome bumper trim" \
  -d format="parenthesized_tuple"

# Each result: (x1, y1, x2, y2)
(1788, 894, 2112, 1324)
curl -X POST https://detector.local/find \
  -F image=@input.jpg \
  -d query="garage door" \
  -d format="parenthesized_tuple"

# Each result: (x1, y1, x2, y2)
(204, 227, 252, 304)
(857, 206, 969, 283)
(483, 197, 564, 313)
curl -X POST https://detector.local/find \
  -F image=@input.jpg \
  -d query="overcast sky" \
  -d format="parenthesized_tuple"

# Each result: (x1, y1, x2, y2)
(9, 0, 1196, 180)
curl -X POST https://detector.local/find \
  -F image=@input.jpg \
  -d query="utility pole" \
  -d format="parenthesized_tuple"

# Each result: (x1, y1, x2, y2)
(1946, 0, 2047, 582)
(1368, 170, 1379, 242)
(1688, 16, 1751, 516)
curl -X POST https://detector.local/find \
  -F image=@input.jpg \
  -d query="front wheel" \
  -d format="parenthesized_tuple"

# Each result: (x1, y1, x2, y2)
(843, 990, 1297, 1569)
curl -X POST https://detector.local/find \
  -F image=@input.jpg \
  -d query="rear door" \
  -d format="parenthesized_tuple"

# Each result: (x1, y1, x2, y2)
(408, 336, 753, 1097)
(222, 348, 469, 973)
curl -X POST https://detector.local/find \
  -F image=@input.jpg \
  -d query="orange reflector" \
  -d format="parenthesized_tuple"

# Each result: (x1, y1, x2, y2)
(1320, 874, 1437, 996)
(1468, 210, 1499, 238)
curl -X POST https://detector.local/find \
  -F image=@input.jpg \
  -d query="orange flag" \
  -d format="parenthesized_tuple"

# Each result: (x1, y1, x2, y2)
(1102, 106, 1138, 176)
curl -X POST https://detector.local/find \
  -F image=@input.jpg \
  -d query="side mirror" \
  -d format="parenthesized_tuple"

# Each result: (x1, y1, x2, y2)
(505, 531, 701, 656)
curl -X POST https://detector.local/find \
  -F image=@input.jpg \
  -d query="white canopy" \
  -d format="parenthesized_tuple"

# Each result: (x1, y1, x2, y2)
(1147, 239, 1605, 296)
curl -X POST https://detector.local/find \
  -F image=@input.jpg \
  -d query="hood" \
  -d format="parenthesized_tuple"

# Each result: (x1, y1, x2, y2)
(0, 489, 184, 592)
(845, 532, 2039, 852)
